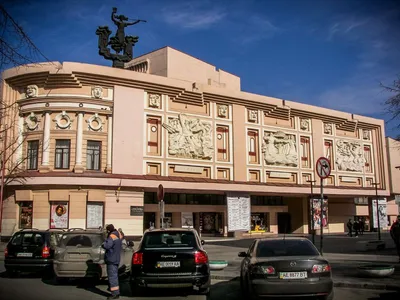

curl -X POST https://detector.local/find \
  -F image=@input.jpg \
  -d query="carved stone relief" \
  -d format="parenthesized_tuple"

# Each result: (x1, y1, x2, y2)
(162, 113, 214, 160)
(217, 105, 228, 118)
(261, 131, 298, 167)
(91, 86, 103, 99)
(54, 111, 72, 129)
(248, 110, 258, 122)
(87, 113, 104, 131)
(363, 130, 370, 140)
(324, 123, 333, 135)
(335, 139, 366, 172)
(148, 93, 161, 108)
(25, 112, 39, 131)
(26, 85, 38, 98)
(300, 118, 310, 131)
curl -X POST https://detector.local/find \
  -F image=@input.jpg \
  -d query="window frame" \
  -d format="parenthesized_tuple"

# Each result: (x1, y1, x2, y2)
(54, 139, 71, 169)
(86, 140, 102, 171)
(19, 201, 33, 229)
(27, 140, 39, 170)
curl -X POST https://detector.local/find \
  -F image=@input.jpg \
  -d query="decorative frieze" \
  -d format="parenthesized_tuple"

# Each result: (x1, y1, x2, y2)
(217, 105, 228, 118)
(25, 112, 39, 131)
(91, 86, 103, 99)
(87, 113, 104, 131)
(148, 93, 161, 108)
(54, 111, 72, 129)
(335, 139, 366, 172)
(262, 131, 298, 167)
(324, 123, 333, 135)
(248, 109, 258, 122)
(300, 118, 310, 131)
(25, 85, 38, 98)
(363, 130, 371, 140)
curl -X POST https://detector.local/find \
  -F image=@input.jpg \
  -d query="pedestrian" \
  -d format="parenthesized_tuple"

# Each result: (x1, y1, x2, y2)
(359, 218, 364, 235)
(347, 219, 353, 237)
(390, 214, 400, 263)
(102, 224, 122, 299)
(353, 219, 359, 237)
(118, 228, 127, 249)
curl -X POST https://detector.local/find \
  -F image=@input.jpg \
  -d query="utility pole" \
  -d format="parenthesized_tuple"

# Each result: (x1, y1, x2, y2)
(372, 182, 381, 241)
(0, 126, 8, 235)
(307, 179, 316, 245)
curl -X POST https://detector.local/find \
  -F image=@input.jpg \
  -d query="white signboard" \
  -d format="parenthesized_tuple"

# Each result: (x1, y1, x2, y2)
(181, 212, 194, 228)
(227, 194, 251, 232)
(372, 199, 387, 229)
(87, 203, 104, 229)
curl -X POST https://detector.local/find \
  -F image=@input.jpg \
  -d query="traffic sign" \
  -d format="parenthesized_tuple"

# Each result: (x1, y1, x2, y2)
(316, 157, 331, 179)
(157, 184, 164, 202)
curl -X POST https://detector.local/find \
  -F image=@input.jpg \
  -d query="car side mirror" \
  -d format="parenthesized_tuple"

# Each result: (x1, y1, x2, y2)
(238, 251, 247, 257)
(201, 240, 205, 245)
(128, 241, 134, 248)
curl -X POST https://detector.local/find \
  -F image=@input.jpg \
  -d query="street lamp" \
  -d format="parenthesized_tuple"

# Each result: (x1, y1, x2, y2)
(307, 179, 316, 245)
(371, 182, 381, 241)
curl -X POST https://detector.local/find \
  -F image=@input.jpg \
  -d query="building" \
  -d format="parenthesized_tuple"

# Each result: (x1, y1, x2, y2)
(1, 46, 399, 240)
(386, 137, 400, 216)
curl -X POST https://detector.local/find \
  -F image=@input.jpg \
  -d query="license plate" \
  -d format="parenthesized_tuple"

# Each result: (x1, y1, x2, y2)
(279, 272, 307, 279)
(157, 261, 180, 268)
(69, 254, 88, 259)
(17, 253, 33, 257)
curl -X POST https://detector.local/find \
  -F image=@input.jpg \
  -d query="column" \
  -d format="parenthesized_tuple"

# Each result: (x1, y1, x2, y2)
(16, 116, 24, 163)
(106, 115, 113, 173)
(74, 112, 84, 173)
(39, 111, 51, 172)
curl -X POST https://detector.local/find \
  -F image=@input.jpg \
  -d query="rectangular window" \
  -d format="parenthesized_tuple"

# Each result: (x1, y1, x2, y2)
(324, 140, 334, 169)
(300, 137, 310, 168)
(19, 201, 33, 229)
(27, 140, 39, 170)
(364, 145, 372, 173)
(86, 141, 101, 171)
(86, 202, 104, 229)
(248, 130, 259, 164)
(55, 140, 70, 169)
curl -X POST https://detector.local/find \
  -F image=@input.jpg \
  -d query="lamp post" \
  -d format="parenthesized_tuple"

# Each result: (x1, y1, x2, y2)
(372, 182, 381, 241)
(307, 179, 316, 245)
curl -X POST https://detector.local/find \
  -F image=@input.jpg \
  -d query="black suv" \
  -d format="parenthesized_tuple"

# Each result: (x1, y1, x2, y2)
(4, 229, 63, 275)
(130, 228, 210, 297)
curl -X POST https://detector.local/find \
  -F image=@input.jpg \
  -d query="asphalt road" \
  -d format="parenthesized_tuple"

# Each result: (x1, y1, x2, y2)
(0, 264, 399, 300)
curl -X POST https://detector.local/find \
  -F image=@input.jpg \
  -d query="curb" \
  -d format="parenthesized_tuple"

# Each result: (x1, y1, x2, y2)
(209, 274, 400, 291)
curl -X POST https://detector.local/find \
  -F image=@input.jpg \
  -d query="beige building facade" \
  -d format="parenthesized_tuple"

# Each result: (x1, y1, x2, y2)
(1, 46, 398, 239)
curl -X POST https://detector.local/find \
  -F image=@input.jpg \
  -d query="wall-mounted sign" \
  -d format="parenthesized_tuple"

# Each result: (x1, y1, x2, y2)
(227, 193, 251, 232)
(130, 206, 144, 216)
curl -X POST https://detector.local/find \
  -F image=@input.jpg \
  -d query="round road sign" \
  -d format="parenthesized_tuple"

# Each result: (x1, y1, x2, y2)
(316, 157, 331, 179)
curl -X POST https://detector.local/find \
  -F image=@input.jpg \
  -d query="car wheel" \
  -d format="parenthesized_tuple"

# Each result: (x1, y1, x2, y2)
(324, 290, 334, 300)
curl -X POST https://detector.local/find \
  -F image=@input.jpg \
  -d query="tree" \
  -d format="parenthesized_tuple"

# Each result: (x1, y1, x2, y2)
(382, 75, 400, 140)
(0, 4, 50, 199)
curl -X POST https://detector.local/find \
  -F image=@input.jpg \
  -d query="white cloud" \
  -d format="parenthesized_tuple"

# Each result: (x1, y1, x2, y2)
(162, 3, 226, 29)
(240, 15, 281, 44)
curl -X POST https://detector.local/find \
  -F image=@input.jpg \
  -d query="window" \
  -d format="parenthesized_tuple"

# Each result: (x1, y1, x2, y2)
(60, 233, 103, 248)
(19, 202, 33, 229)
(248, 130, 259, 163)
(256, 240, 319, 257)
(86, 141, 101, 170)
(55, 140, 70, 169)
(27, 140, 39, 170)
(86, 202, 104, 229)
(142, 231, 196, 249)
(11, 232, 44, 246)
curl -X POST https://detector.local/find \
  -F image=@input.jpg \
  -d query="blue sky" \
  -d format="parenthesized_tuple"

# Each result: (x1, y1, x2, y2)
(4, 0, 400, 137)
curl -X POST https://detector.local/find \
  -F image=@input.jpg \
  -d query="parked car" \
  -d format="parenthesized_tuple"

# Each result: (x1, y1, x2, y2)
(239, 237, 334, 300)
(130, 228, 210, 297)
(4, 229, 64, 276)
(53, 229, 134, 282)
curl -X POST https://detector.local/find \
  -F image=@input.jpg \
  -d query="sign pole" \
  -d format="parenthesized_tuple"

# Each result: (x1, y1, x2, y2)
(160, 200, 164, 229)
(157, 184, 165, 229)
(320, 178, 324, 255)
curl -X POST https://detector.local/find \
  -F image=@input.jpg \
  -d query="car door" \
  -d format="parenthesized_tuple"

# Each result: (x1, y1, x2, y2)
(242, 240, 256, 279)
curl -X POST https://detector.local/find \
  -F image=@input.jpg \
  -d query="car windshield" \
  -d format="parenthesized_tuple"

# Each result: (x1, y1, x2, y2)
(256, 240, 319, 257)
(143, 231, 196, 249)
(59, 233, 103, 248)
(11, 232, 45, 246)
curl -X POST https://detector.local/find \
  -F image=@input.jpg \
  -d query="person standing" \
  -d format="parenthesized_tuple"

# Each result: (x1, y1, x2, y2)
(347, 219, 353, 237)
(102, 224, 122, 299)
(353, 219, 359, 237)
(359, 218, 365, 235)
(390, 215, 400, 263)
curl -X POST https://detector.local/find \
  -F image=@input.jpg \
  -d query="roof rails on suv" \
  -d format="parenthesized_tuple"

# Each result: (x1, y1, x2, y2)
(67, 228, 85, 232)
(19, 228, 40, 231)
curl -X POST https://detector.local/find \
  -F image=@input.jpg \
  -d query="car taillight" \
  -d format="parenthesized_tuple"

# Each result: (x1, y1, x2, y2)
(194, 251, 208, 264)
(251, 265, 275, 275)
(312, 264, 331, 273)
(132, 252, 143, 265)
(42, 246, 50, 258)
(4, 247, 8, 258)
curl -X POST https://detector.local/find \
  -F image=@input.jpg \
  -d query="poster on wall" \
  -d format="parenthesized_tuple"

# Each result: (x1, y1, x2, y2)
(50, 202, 69, 229)
(181, 212, 194, 228)
(227, 194, 251, 232)
(372, 199, 387, 229)
(87, 203, 104, 229)
(310, 198, 328, 230)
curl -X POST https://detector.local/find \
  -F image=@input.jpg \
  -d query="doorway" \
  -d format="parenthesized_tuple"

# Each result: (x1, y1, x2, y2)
(277, 213, 291, 234)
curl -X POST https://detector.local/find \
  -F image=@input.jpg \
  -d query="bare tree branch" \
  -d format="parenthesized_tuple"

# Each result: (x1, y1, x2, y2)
(381, 75, 400, 140)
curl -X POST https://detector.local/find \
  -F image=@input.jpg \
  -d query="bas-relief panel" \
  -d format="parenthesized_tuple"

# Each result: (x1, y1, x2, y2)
(261, 131, 298, 167)
(335, 139, 366, 172)
(162, 114, 214, 160)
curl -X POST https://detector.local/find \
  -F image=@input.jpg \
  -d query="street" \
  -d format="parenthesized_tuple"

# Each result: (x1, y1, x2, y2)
(0, 265, 399, 300)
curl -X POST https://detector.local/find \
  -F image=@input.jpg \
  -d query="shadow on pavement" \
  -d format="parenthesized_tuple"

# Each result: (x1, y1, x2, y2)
(368, 291, 400, 299)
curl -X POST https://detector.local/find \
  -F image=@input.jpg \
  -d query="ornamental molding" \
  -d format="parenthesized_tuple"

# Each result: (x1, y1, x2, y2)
(87, 113, 104, 131)
(54, 111, 72, 129)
